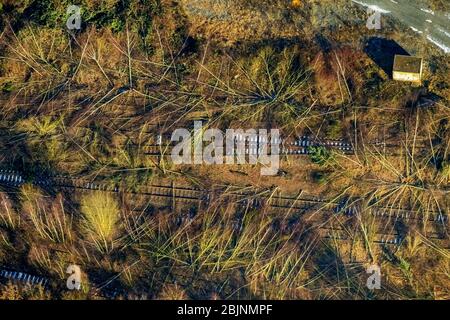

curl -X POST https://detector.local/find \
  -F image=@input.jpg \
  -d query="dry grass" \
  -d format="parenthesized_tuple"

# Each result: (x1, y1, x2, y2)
(0, 0, 448, 301)
(20, 185, 72, 243)
(80, 192, 121, 254)
(0, 192, 19, 230)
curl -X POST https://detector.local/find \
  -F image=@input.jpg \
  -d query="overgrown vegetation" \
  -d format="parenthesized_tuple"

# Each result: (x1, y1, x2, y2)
(0, 0, 448, 300)
(80, 192, 120, 253)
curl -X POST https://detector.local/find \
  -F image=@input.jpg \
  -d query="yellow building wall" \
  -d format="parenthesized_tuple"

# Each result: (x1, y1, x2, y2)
(393, 71, 421, 82)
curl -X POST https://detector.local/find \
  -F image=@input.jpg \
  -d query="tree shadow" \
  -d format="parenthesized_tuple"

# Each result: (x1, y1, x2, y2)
(313, 243, 369, 298)
(314, 34, 333, 53)
(364, 37, 410, 78)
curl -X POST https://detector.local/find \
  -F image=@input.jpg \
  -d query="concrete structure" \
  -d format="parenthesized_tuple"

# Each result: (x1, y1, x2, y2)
(392, 55, 423, 83)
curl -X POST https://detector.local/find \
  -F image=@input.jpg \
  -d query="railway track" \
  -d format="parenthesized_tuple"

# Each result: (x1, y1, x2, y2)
(0, 169, 448, 248)
(2, 116, 436, 160)
(66, 123, 432, 152)
(54, 176, 449, 224)
(0, 268, 50, 287)
(0, 266, 123, 299)
(0, 169, 447, 224)
(140, 135, 354, 157)
(1, 120, 355, 156)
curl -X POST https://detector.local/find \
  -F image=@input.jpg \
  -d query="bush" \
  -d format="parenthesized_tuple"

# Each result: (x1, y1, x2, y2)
(80, 192, 120, 253)
(308, 146, 334, 166)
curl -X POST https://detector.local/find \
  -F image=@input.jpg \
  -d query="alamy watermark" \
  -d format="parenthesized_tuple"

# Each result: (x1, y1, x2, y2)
(66, 5, 82, 30)
(66, 264, 82, 290)
(366, 264, 381, 290)
(366, 8, 382, 30)
(170, 122, 280, 176)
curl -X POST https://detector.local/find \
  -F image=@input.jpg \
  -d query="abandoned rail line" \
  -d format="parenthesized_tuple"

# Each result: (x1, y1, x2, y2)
(0, 169, 447, 224)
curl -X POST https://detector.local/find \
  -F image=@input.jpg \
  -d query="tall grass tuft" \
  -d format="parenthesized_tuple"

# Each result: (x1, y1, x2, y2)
(157, 283, 189, 300)
(20, 185, 71, 243)
(28, 245, 67, 279)
(0, 192, 19, 229)
(80, 192, 121, 254)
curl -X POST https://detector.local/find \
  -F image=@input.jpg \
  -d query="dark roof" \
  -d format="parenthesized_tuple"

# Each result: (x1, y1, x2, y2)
(393, 55, 422, 74)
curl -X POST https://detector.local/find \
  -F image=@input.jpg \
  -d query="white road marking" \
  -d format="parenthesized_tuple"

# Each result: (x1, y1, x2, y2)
(426, 35, 450, 53)
(438, 28, 450, 39)
(420, 8, 435, 15)
(410, 26, 423, 34)
(351, 1, 391, 13)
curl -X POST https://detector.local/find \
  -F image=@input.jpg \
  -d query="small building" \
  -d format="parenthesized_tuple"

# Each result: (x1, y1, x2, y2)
(392, 55, 423, 83)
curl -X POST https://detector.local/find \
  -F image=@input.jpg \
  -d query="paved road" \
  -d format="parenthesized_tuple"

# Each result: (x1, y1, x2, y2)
(352, 0, 450, 53)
